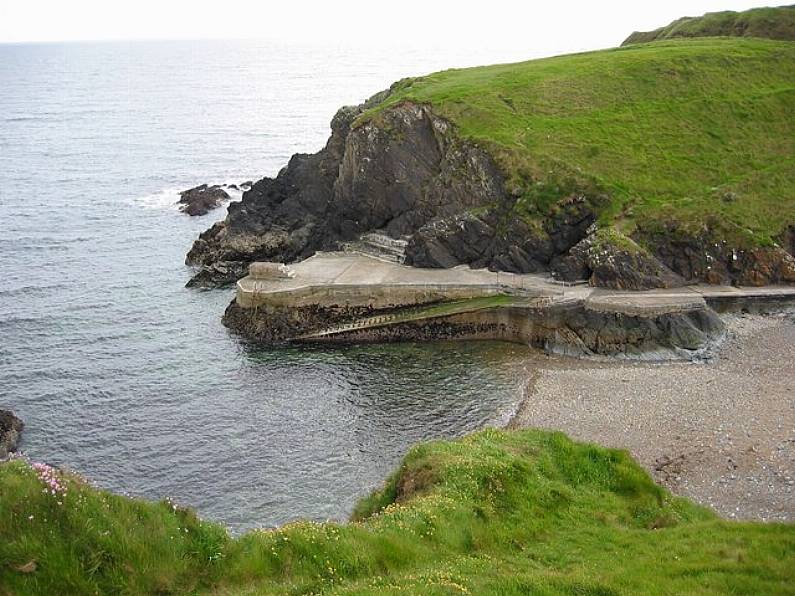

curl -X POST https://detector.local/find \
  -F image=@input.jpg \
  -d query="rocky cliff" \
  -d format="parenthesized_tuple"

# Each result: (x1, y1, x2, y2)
(185, 95, 604, 287)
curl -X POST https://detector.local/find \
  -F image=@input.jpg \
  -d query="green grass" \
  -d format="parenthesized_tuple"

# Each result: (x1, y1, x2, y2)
(360, 37, 795, 247)
(623, 5, 795, 45)
(2, 429, 794, 594)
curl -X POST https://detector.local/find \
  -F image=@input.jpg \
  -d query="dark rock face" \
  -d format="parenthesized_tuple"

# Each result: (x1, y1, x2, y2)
(779, 225, 795, 260)
(403, 194, 598, 274)
(178, 184, 230, 216)
(185, 261, 250, 289)
(637, 223, 795, 287)
(551, 229, 684, 290)
(545, 304, 724, 358)
(0, 410, 23, 459)
(222, 300, 384, 343)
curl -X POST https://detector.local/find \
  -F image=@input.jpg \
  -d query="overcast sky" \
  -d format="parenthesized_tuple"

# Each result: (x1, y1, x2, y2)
(0, 1, 781, 53)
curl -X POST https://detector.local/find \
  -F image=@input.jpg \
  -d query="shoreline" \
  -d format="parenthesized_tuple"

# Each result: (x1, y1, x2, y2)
(506, 310, 795, 522)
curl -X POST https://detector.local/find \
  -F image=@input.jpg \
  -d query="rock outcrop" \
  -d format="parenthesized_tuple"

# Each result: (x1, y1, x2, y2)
(551, 228, 684, 290)
(0, 410, 23, 459)
(550, 223, 795, 289)
(178, 184, 231, 216)
(404, 194, 599, 273)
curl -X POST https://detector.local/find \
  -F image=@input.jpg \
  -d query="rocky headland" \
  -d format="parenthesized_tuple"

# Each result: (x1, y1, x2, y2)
(182, 8, 794, 353)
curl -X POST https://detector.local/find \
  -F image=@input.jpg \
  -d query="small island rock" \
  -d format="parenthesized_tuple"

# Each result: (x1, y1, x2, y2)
(178, 184, 230, 216)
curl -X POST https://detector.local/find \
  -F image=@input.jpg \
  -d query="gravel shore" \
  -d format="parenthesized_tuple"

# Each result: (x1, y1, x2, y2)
(509, 311, 795, 522)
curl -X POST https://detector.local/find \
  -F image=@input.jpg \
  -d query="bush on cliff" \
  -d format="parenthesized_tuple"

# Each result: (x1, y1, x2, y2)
(2, 429, 794, 594)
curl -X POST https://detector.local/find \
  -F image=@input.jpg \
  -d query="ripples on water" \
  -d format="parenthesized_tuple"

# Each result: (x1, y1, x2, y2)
(0, 39, 539, 532)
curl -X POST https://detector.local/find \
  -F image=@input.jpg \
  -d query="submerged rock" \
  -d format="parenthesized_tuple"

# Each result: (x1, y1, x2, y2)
(178, 184, 230, 217)
(0, 409, 23, 459)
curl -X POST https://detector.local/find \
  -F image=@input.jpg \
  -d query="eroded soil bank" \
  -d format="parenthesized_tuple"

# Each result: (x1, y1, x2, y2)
(510, 311, 795, 522)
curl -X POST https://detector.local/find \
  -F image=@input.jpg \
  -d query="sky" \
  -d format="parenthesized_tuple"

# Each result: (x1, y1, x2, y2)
(0, 0, 782, 53)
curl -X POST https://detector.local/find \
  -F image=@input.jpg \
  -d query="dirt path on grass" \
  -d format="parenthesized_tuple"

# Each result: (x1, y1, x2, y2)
(509, 312, 795, 522)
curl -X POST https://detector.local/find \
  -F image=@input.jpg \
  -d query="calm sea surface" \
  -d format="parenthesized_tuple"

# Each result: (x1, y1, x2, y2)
(0, 40, 539, 532)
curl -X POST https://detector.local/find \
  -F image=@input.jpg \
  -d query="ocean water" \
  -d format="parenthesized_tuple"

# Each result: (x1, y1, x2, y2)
(0, 39, 539, 532)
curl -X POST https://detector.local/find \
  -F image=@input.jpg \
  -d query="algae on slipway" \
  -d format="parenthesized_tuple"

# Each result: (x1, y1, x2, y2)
(2, 429, 794, 594)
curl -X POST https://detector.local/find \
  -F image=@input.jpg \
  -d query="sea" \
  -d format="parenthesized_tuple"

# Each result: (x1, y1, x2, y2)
(0, 39, 541, 533)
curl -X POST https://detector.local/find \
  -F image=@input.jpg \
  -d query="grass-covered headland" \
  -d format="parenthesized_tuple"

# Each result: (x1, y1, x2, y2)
(362, 36, 795, 249)
(2, 429, 793, 594)
(622, 5, 795, 45)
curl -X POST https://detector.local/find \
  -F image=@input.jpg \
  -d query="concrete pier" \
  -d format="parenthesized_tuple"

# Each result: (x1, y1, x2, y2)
(229, 252, 795, 351)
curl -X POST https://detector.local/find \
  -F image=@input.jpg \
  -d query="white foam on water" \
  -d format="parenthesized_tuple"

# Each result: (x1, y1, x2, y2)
(130, 184, 245, 212)
(131, 187, 183, 211)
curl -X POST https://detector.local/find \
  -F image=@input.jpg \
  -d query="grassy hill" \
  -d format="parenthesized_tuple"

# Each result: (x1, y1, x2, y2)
(623, 5, 795, 45)
(361, 36, 795, 248)
(2, 429, 794, 594)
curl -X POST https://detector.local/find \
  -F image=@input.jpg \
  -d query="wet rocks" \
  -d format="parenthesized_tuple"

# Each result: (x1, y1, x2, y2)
(222, 295, 726, 361)
(0, 410, 23, 459)
(178, 184, 230, 216)
(185, 260, 250, 289)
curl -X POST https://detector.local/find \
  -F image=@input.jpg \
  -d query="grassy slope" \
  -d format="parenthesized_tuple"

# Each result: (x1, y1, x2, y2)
(362, 38, 795, 246)
(2, 429, 794, 594)
(623, 5, 795, 45)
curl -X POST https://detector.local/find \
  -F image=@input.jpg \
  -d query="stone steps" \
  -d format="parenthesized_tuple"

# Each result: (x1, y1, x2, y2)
(342, 232, 408, 264)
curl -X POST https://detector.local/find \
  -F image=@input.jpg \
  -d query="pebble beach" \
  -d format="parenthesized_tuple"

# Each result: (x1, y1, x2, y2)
(510, 311, 795, 522)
